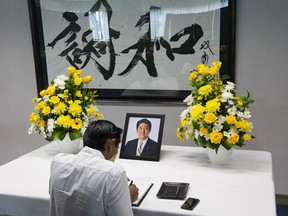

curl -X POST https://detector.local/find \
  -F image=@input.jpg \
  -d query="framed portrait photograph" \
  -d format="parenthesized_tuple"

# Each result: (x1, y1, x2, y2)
(119, 113, 165, 161)
(28, 0, 235, 101)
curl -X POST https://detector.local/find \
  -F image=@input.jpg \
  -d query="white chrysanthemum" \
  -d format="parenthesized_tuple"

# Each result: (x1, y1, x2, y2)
(218, 115, 226, 124)
(199, 131, 210, 141)
(220, 91, 234, 102)
(28, 124, 37, 134)
(213, 117, 225, 131)
(248, 122, 254, 132)
(227, 106, 237, 115)
(213, 123, 223, 132)
(223, 131, 233, 138)
(230, 126, 238, 133)
(183, 94, 194, 105)
(237, 111, 244, 118)
(180, 107, 190, 120)
(243, 110, 252, 118)
(54, 75, 68, 90)
(43, 95, 50, 102)
(81, 119, 90, 135)
(47, 119, 55, 133)
(228, 100, 234, 105)
(194, 129, 200, 140)
(225, 81, 235, 91)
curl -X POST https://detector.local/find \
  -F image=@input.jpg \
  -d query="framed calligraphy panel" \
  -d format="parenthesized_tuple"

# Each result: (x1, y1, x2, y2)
(28, 0, 235, 101)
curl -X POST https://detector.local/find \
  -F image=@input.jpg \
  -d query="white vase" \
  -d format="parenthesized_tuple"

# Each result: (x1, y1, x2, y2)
(56, 134, 80, 154)
(207, 145, 233, 165)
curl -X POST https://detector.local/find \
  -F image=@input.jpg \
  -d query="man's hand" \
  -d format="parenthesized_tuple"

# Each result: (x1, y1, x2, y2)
(129, 184, 139, 203)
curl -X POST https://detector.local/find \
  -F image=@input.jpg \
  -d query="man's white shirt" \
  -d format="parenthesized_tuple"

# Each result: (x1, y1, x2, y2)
(49, 146, 133, 216)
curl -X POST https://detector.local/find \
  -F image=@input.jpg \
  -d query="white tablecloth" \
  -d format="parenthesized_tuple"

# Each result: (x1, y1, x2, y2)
(0, 142, 276, 216)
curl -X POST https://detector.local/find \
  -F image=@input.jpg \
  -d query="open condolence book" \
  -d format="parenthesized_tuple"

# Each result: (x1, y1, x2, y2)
(128, 176, 153, 206)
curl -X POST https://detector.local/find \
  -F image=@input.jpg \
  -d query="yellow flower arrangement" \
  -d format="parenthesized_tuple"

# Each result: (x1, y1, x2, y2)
(28, 66, 103, 141)
(176, 62, 254, 152)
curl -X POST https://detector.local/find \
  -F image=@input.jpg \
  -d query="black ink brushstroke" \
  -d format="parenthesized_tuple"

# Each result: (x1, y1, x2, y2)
(47, 12, 81, 49)
(170, 23, 203, 55)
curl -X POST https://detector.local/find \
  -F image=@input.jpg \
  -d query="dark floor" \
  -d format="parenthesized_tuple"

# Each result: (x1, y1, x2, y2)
(277, 204, 288, 216)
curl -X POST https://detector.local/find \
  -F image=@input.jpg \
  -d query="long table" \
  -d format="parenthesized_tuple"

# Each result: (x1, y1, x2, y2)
(0, 142, 276, 216)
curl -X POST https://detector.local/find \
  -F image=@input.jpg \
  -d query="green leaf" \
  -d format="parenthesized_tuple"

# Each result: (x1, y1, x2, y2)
(45, 136, 54, 142)
(197, 136, 207, 148)
(221, 74, 231, 81)
(222, 140, 234, 150)
(54, 130, 68, 141)
(69, 130, 82, 141)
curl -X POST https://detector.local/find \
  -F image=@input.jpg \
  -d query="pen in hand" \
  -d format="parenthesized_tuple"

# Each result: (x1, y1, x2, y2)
(129, 180, 133, 186)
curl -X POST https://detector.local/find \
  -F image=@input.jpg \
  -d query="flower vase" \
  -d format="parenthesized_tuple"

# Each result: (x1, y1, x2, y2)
(207, 145, 233, 165)
(56, 134, 80, 154)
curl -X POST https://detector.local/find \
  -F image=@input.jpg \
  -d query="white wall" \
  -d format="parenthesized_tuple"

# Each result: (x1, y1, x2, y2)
(0, 0, 287, 195)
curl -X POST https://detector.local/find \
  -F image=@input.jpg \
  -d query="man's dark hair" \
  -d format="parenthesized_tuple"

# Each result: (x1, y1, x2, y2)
(83, 120, 123, 151)
(136, 118, 152, 130)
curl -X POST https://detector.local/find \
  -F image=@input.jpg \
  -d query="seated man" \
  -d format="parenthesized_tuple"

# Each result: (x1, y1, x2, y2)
(49, 120, 139, 216)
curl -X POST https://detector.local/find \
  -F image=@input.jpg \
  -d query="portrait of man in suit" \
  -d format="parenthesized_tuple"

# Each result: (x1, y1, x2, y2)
(120, 113, 165, 161)
(123, 118, 158, 157)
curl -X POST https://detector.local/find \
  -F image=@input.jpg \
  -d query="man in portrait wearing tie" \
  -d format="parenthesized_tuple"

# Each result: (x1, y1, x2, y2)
(124, 118, 158, 157)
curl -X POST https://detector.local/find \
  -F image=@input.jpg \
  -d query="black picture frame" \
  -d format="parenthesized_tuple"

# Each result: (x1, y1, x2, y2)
(119, 113, 165, 161)
(28, 0, 235, 101)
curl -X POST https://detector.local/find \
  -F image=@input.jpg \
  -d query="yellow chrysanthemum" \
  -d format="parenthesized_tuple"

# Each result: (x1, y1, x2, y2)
(42, 106, 51, 115)
(39, 90, 46, 97)
(68, 66, 76, 75)
(243, 134, 252, 141)
(209, 131, 223, 144)
(54, 102, 66, 114)
(75, 91, 82, 98)
(198, 85, 213, 97)
(227, 133, 239, 144)
(29, 112, 38, 123)
(38, 119, 46, 127)
(76, 69, 83, 76)
(87, 107, 95, 115)
(176, 129, 184, 142)
(204, 113, 217, 124)
(61, 90, 69, 100)
(57, 115, 72, 128)
(74, 100, 81, 105)
(83, 75, 92, 83)
(212, 61, 222, 69)
(69, 103, 82, 116)
(200, 128, 209, 135)
(206, 98, 220, 113)
(71, 118, 82, 130)
(226, 115, 237, 125)
(46, 86, 56, 96)
(180, 119, 188, 128)
(96, 112, 104, 119)
(189, 71, 198, 80)
(35, 101, 47, 110)
(74, 77, 82, 86)
(190, 104, 205, 120)
(209, 66, 219, 75)
(236, 120, 251, 131)
(197, 64, 209, 76)
(50, 96, 60, 104)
